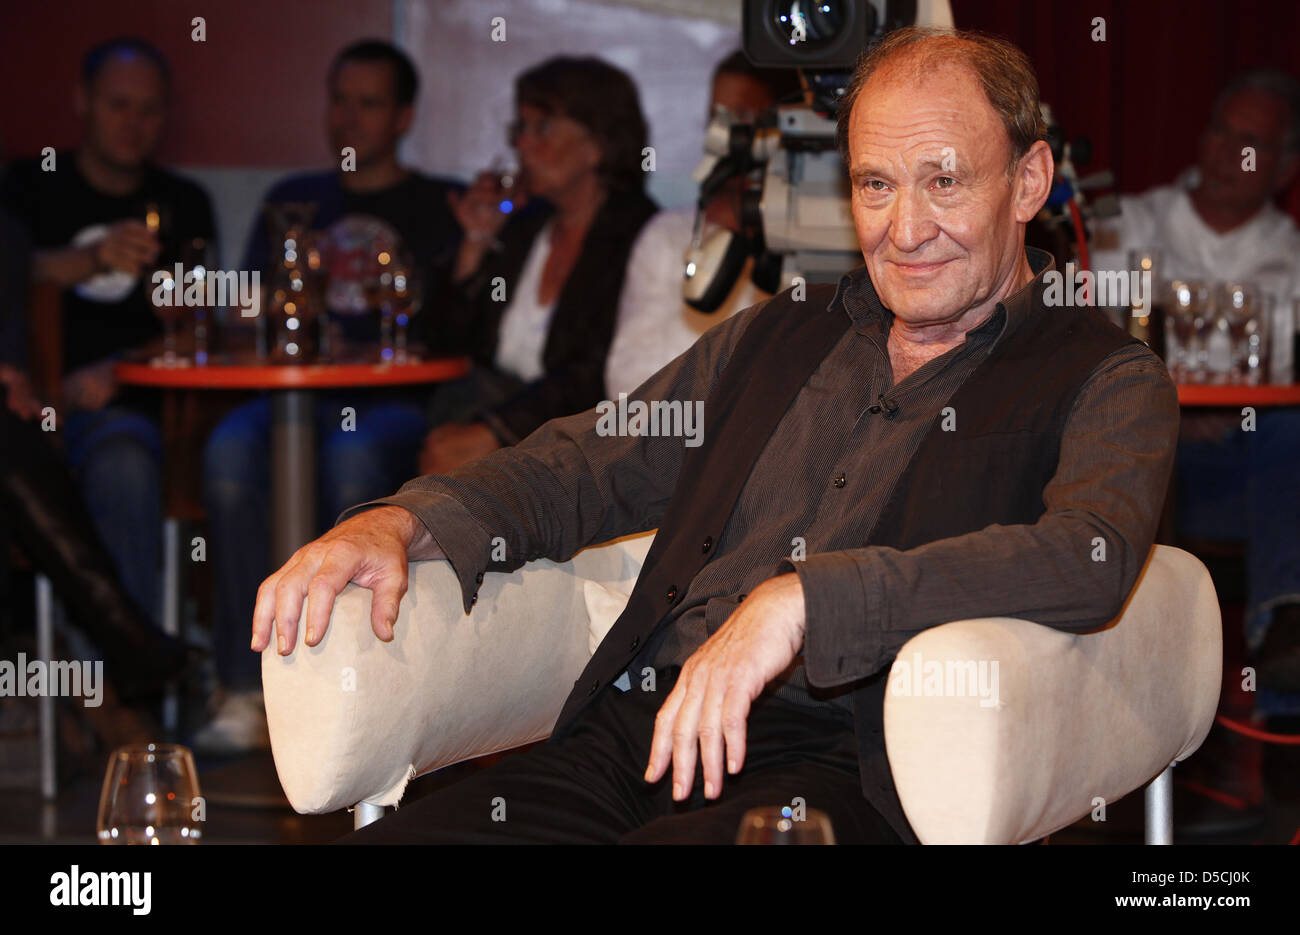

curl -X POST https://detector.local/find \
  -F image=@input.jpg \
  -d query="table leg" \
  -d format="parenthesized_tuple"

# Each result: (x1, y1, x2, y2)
(271, 390, 317, 567)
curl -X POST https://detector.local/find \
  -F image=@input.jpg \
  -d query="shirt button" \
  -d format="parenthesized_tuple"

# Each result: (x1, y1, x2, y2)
(701, 536, 713, 554)
(471, 594, 478, 606)
(666, 585, 678, 603)
(868, 404, 882, 414)
(630, 635, 640, 651)
(738, 593, 747, 603)
(833, 473, 846, 488)
(475, 572, 484, 584)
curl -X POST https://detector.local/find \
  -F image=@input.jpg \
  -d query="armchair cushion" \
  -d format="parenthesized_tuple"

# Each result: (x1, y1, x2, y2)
(883, 545, 1221, 843)
(264, 532, 654, 814)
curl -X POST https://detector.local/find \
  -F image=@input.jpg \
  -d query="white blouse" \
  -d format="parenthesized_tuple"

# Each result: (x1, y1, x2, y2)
(494, 221, 557, 384)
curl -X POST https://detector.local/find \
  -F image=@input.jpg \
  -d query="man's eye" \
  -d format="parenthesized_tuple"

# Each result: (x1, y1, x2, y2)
(936, 176, 957, 189)
(863, 180, 887, 192)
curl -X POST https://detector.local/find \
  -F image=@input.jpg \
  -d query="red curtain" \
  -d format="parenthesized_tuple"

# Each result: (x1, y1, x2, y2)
(949, 0, 1300, 223)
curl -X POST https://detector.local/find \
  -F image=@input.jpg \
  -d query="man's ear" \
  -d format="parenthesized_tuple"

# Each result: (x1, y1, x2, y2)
(394, 104, 414, 138)
(1013, 139, 1054, 223)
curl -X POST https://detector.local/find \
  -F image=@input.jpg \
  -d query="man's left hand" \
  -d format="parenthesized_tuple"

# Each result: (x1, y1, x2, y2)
(644, 573, 806, 802)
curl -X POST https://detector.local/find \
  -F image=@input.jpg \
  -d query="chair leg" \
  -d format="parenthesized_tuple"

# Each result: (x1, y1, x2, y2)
(35, 574, 57, 801)
(354, 802, 384, 830)
(161, 518, 181, 734)
(1145, 763, 1174, 844)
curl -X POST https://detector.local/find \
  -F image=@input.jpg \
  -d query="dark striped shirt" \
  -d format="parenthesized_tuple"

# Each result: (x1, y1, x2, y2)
(346, 247, 1180, 716)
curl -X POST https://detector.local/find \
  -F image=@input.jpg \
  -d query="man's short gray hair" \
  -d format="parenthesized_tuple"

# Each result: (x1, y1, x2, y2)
(835, 26, 1047, 178)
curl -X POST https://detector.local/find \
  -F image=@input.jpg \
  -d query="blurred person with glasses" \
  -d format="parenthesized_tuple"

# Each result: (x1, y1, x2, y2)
(1090, 69, 1300, 719)
(417, 56, 658, 473)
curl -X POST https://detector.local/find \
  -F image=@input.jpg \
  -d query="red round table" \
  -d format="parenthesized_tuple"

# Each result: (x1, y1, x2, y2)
(1176, 383, 1300, 407)
(116, 356, 469, 564)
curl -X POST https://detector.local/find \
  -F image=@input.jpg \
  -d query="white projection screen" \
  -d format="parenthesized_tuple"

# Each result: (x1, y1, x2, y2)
(396, 0, 743, 207)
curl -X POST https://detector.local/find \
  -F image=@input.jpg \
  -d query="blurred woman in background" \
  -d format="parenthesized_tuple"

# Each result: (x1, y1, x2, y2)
(420, 55, 657, 471)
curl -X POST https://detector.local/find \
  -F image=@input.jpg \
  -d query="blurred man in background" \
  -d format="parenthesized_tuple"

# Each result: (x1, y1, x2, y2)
(0, 37, 215, 628)
(197, 39, 462, 753)
(1091, 69, 1300, 718)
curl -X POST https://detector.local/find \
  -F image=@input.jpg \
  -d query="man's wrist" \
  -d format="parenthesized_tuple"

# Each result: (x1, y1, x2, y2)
(87, 241, 110, 275)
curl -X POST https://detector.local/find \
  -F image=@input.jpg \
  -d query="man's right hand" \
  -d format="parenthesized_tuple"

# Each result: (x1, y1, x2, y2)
(93, 219, 160, 278)
(251, 506, 439, 656)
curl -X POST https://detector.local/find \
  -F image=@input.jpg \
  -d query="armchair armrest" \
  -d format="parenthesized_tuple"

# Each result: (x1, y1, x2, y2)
(263, 532, 654, 814)
(884, 545, 1222, 844)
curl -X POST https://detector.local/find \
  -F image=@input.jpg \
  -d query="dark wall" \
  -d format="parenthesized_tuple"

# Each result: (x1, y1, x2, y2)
(0, 0, 392, 166)
(951, 0, 1300, 221)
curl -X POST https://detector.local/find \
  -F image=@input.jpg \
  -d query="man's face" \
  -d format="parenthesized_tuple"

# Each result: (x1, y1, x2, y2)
(327, 61, 411, 167)
(77, 56, 167, 170)
(846, 61, 1049, 328)
(1197, 88, 1297, 215)
(711, 71, 775, 124)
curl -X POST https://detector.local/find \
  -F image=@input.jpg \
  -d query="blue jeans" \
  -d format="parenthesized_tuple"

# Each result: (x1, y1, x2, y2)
(202, 393, 427, 690)
(1177, 408, 1300, 715)
(62, 407, 163, 627)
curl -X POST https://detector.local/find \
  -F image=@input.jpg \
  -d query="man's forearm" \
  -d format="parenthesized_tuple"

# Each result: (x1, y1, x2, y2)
(32, 244, 99, 287)
(791, 347, 1180, 688)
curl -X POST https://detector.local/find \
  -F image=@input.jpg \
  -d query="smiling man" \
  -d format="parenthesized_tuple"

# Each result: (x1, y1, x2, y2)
(253, 27, 1179, 844)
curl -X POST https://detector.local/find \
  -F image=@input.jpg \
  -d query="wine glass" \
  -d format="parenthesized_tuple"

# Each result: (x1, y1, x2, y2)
(735, 805, 836, 844)
(388, 250, 422, 364)
(1243, 293, 1272, 385)
(97, 743, 202, 845)
(1168, 280, 1209, 382)
(361, 239, 402, 362)
(1214, 281, 1260, 383)
(149, 264, 184, 367)
(181, 237, 211, 366)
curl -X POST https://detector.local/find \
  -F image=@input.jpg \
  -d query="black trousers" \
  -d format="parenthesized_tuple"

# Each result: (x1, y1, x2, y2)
(339, 666, 904, 844)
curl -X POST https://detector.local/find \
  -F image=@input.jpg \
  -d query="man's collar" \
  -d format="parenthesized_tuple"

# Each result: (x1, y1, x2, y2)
(832, 246, 1057, 351)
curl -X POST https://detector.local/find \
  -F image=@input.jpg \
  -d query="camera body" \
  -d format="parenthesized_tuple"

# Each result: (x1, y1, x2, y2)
(683, 0, 954, 311)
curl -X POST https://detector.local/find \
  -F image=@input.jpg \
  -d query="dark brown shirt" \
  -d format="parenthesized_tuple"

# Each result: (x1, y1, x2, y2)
(345, 247, 1180, 715)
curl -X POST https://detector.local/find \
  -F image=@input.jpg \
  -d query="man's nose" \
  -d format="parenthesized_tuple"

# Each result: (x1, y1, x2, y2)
(887, 188, 939, 252)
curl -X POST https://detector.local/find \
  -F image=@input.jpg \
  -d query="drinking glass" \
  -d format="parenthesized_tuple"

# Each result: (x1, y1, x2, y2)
(488, 154, 524, 215)
(1214, 282, 1260, 383)
(1167, 280, 1209, 382)
(149, 264, 185, 367)
(362, 240, 403, 362)
(262, 202, 320, 361)
(97, 743, 202, 844)
(389, 251, 422, 364)
(1125, 249, 1165, 359)
(736, 806, 836, 844)
(180, 237, 211, 366)
(1243, 293, 1272, 385)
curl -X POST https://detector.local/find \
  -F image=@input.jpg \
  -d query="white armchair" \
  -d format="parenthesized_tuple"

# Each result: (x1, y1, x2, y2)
(263, 535, 1221, 844)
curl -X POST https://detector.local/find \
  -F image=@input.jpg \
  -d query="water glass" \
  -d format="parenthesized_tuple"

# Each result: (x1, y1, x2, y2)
(736, 805, 836, 844)
(97, 743, 202, 845)
(1213, 282, 1262, 383)
(1167, 279, 1210, 381)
